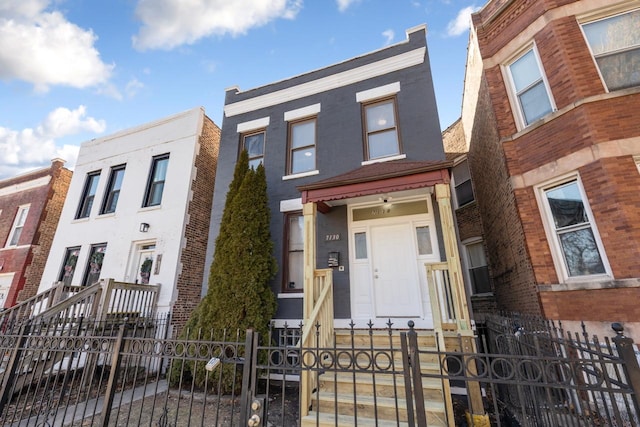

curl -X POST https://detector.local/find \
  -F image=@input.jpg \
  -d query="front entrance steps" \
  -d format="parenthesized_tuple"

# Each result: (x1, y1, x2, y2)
(300, 328, 451, 427)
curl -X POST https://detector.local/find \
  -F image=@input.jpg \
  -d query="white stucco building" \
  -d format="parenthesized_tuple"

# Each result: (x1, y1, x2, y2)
(39, 107, 220, 327)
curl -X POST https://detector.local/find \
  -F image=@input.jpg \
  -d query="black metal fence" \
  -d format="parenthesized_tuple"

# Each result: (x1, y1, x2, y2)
(0, 314, 637, 426)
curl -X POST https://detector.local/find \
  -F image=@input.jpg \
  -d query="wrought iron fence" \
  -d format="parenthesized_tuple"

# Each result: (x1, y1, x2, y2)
(0, 314, 637, 427)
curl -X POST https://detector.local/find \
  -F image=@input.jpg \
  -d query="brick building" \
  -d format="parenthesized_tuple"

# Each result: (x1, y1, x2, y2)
(0, 159, 72, 308)
(461, 0, 640, 338)
(38, 108, 220, 333)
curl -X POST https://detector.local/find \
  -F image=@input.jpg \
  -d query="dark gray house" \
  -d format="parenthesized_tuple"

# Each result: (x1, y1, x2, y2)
(204, 24, 471, 338)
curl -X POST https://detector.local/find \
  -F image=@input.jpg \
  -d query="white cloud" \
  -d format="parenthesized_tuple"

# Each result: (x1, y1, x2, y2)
(0, 106, 105, 178)
(382, 29, 394, 46)
(446, 5, 480, 37)
(133, 0, 303, 51)
(0, 0, 113, 91)
(336, 0, 360, 12)
(125, 78, 144, 98)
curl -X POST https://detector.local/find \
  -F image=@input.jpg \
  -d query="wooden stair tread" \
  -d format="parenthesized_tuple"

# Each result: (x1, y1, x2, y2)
(313, 392, 446, 411)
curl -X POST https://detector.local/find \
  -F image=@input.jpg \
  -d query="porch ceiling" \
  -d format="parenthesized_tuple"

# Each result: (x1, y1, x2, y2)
(298, 159, 451, 204)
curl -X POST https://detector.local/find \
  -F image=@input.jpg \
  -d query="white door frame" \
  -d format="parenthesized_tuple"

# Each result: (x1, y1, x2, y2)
(346, 196, 440, 329)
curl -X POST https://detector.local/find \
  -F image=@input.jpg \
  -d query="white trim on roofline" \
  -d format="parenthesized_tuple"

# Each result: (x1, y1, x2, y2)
(0, 176, 51, 197)
(224, 48, 426, 117)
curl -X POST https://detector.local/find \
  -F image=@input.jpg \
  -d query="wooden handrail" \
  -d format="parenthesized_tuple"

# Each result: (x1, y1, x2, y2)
(300, 268, 333, 419)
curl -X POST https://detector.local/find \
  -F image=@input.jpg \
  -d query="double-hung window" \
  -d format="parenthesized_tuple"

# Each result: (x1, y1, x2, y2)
(581, 9, 640, 91)
(453, 159, 474, 207)
(507, 47, 554, 126)
(284, 213, 304, 292)
(288, 118, 316, 175)
(100, 165, 125, 214)
(76, 172, 101, 219)
(143, 154, 169, 207)
(363, 98, 401, 160)
(243, 131, 265, 169)
(465, 241, 491, 294)
(541, 178, 607, 279)
(6, 205, 29, 247)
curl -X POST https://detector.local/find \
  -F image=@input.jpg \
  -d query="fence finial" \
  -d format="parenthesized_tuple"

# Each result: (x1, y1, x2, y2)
(611, 322, 624, 336)
(407, 320, 415, 330)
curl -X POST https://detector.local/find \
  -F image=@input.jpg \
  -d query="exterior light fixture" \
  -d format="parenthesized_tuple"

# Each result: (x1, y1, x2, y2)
(140, 223, 150, 232)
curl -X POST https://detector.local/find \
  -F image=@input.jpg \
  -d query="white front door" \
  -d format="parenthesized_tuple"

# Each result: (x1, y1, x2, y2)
(370, 223, 422, 317)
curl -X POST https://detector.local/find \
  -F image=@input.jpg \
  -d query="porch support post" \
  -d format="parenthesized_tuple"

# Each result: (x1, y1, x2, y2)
(435, 183, 471, 331)
(436, 184, 487, 422)
(302, 202, 317, 320)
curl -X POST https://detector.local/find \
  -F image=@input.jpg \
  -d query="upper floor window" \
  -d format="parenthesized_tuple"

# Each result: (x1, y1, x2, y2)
(453, 159, 474, 207)
(582, 9, 640, 92)
(506, 47, 554, 126)
(540, 178, 608, 279)
(288, 118, 316, 175)
(363, 98, 401, 160)
(76, 171, 100, 219)
(100, 164, 126, 214)
(6, 205, 29, 247)
(143, 154, 169, 207)
(243, 131, 265, 169)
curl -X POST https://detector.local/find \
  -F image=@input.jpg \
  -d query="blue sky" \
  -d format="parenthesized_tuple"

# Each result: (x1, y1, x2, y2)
(0, 0, 480, 179)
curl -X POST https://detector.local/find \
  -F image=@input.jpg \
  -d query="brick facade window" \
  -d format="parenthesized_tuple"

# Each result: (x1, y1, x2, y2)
(100, 164, 126, 214)
(6, 205, 29, 247)
(581, 8, 640, 92)
(83, 243, 106, 286)
(505, 46, 554, 127)
(464, 240, 491, 294)
(539, 177, 609, 280)
(452, 159, 475, 207)
(362, 97, 402, 160)
(283, 212, 304, 292)
(287, 118, 316, 175)
(243, 130, 265, 170)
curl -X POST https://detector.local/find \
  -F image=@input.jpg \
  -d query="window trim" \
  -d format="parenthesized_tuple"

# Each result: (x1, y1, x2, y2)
(143, 154, 169, 208)
(535, 174, 612, 283)
(452, 158, 475, 208)
(6, 204, 30, 247)
(76, 171, 101, 219)
(286, 117, 317, 176)
(82, 243, 107, 286)
(503, 44, 556, 129)
(57, 246, 81, 286)
(461, 238, 492, 295)
(100, 164, 126, 215)
(282, 211, 304, 293)
(361, 96, 403, 161)
(241, 129, 266, 169)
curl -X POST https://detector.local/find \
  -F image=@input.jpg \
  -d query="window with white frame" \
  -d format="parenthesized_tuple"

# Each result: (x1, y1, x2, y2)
(76, 171, 100, 219)
(243, 131, 266, 169)
(363, 98, 401, 160)
(541, 179, 607, 278)
(452, 159, 474, 207)
(284, 212, 304, 292)
(6, 205, 29, 247)
(581, 9, 640, 92)
(506, 46, 554, 126)
(464, 241, 491, 294)
(288, 118, 316, 175)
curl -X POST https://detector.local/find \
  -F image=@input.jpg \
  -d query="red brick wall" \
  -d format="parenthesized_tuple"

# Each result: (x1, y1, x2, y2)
(540, 287, 640, 322)
(172, 115, 220, 334)
(20, 161, 72, 302)
(467, 76, 541, 315)
(0, 160, 70, 307)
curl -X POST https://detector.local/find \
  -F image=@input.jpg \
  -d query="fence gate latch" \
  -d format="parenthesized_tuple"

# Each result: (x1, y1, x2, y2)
(247, 397, 265, 426)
